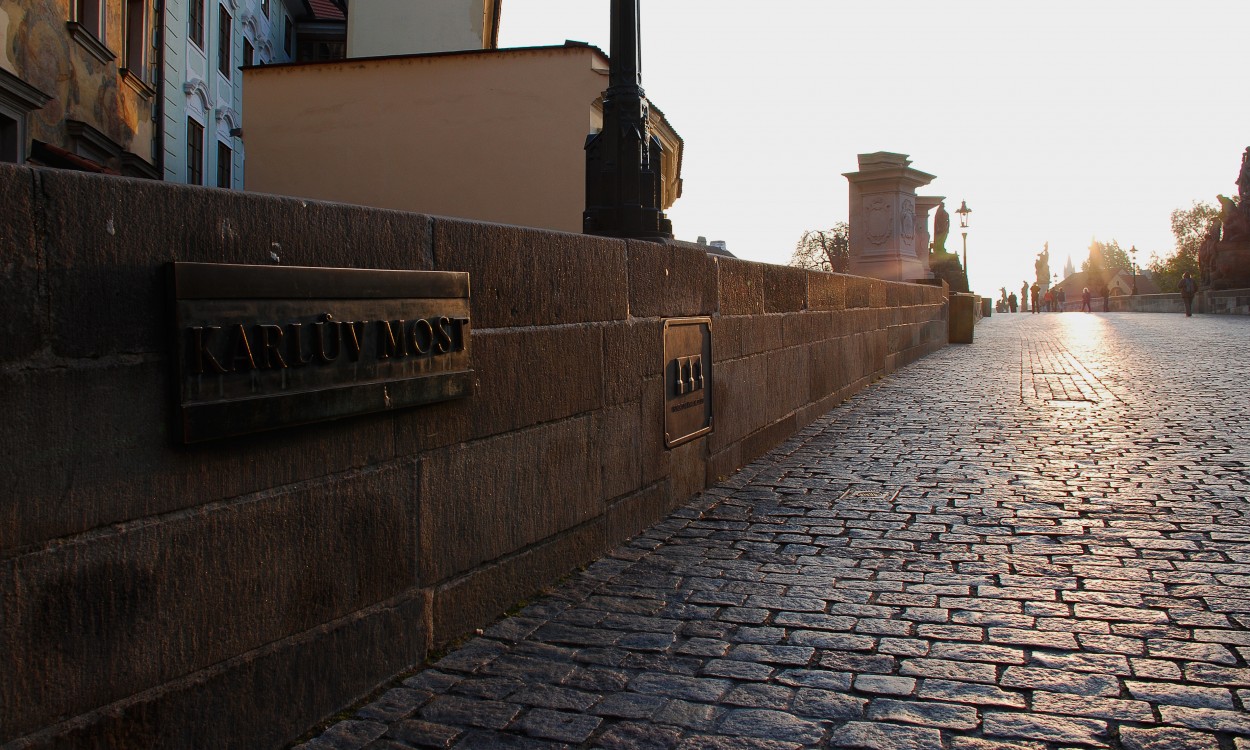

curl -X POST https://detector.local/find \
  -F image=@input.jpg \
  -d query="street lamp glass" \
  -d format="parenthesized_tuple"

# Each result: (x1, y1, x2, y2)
(957, 200, 972, 229)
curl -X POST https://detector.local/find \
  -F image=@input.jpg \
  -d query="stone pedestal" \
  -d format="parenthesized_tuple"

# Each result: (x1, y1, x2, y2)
(1209, 240, 1250, 290)
(843, 152, 936, 282)
(913, 195, 944, 279)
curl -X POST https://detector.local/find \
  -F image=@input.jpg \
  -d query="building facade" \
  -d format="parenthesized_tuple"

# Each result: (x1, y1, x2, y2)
(242, 43, 684, 235)
(0, 0, 160, 175)
(161, 0, 345, 188)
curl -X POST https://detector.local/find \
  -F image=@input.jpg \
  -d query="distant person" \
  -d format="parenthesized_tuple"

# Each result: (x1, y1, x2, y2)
(1179, 272, 1198, 317)
(1043, 289, 1053, 312)
(1031, 283, 1041, 314)
(1081, 287, 1092, 312)
(1021, 282, 1030, 312)
(1099, 283, 1110, 312)
(1056, 287, 1067, 312)
(1008, 292, 1018, 312)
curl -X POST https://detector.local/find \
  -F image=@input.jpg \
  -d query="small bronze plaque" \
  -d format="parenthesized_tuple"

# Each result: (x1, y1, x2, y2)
(663, 317, 713, 448)
(168, 262, 472, 443)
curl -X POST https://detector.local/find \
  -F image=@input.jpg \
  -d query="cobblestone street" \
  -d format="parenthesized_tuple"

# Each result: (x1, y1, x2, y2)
(300, 312, 1250, 750)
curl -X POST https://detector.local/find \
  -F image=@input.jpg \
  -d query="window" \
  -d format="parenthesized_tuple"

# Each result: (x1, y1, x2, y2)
(189, 0, 205, 49)
(216, 142, 232, 188)
(283, 15, 292, 55)
(187, 119, 204, 185)
(217, 5, 232, 78)
(244, 38, 254, 67)
(0, 112, 17, 163)
(75, 0, 104, 38)
(68, 0, 115, 63)
(0, 69, 53, 165)
(122, 0, 153, 91)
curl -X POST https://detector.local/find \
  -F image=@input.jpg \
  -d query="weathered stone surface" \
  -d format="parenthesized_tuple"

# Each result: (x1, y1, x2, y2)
(419, 416, 603, 581)
(761, 264, 807, 314)
(1119, 726, 1221, 750)
(432, 217, 627, 328)
(828, 721, 944, 750)
(2, 467, 417, 739)
(717, 709, 824, 744)
(627, 240, 717, 319)
(0, 165, 41, 365)
(715, 257, 766, 316)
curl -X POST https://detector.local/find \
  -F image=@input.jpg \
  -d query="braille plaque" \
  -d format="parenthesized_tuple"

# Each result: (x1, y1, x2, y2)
(168, 262, 472, 443)
(663, 317, 713, 448)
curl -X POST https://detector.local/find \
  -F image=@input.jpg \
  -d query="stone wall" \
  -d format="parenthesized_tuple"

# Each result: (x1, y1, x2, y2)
(0, 164, 949, 749)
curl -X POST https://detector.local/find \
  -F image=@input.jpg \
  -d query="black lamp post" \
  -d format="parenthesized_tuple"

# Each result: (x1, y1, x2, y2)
(583, 0, 673, 241)
(1130, 245, 1138, 295)
(956, 200, 971, 285)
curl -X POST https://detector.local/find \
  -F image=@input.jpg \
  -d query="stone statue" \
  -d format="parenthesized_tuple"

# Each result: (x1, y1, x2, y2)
(1035, 244, 1050, 287)
(932, 202, 950, 253)
(1238, 147, 1250, 202)
(1199, 221, 1219, 288)
(1218, 194, 1249, 242)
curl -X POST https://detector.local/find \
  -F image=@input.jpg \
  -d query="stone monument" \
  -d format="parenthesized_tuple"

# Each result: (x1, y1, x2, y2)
(1202, 148, 1250, 290)
(843, 152, 937, 282)
(1035, 243, 1051, 292)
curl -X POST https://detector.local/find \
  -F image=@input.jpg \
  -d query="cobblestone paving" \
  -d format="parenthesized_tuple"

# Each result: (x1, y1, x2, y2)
(298, 312, 1250, 750)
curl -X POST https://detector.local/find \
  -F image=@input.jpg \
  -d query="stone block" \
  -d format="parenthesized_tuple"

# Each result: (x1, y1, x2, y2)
(846, 277, 873, 309)
(640, 375, 671, 486)
(431, 520, 606, 645)
(606, 483, 676, 543)
(716, 257, 764, 315)
(783, 311, 832, 349)
(603, 319, 663, 407)
(715, 314, 783, 362)
(739, 415, 800, 467)
(626, 240, 717, 319)
(710, 346, 809, 454)
(467, 326, 604, 438)
(419, 417, 603, 583)
(596, 404, 643, 502)
(4, 595, 425, 749)
(34, 168, 437, 359)
(808, 271, 848, 311)
(431, 218, 627, 329)
(0, 165, 41, 365)
(1, 466, 416, 741)
(706, 444, 742, 486)
(762, 264, 807, 314)
(668, 438, 708, 508)
(949, 294, 976, 344)
(0, 361, 404, 555)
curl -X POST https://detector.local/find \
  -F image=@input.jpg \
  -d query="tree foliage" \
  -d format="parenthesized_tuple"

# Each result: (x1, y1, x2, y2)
(1149, 201, 1217, 291)
(790, 223, 850, 272)
(1082, 238, 1133, 282)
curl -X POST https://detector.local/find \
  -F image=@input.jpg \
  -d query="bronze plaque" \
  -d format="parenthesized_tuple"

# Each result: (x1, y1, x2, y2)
(663, 317, 713, 448)
(168, 262, 472, 443)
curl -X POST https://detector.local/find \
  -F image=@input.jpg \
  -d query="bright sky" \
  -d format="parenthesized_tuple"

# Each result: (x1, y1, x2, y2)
(499, 0, 1249, 296)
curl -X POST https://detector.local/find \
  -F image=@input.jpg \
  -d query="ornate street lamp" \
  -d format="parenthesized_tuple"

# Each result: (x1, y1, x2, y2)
(956, 200, 971, 284)
(1129, 245, 1138, 295)
(583, 0, 673, 241)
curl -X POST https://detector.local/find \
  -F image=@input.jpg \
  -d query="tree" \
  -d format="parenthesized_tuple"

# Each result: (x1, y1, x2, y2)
(1082, 238, 1132, 278)
(1149, 201, 1216, 291)
(790, 223, 850, 272)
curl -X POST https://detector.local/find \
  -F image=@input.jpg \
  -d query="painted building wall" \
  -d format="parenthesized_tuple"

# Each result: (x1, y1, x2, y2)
(0, 0, 158, 172)
(243, 45, 682, 235)
(346, 0, 494, 58)
(162, 0, 299, 188)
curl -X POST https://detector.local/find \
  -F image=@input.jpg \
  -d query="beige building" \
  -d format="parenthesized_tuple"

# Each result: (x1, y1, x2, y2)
(346, 0, 500, 58)
(242, 42, 683, 234)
